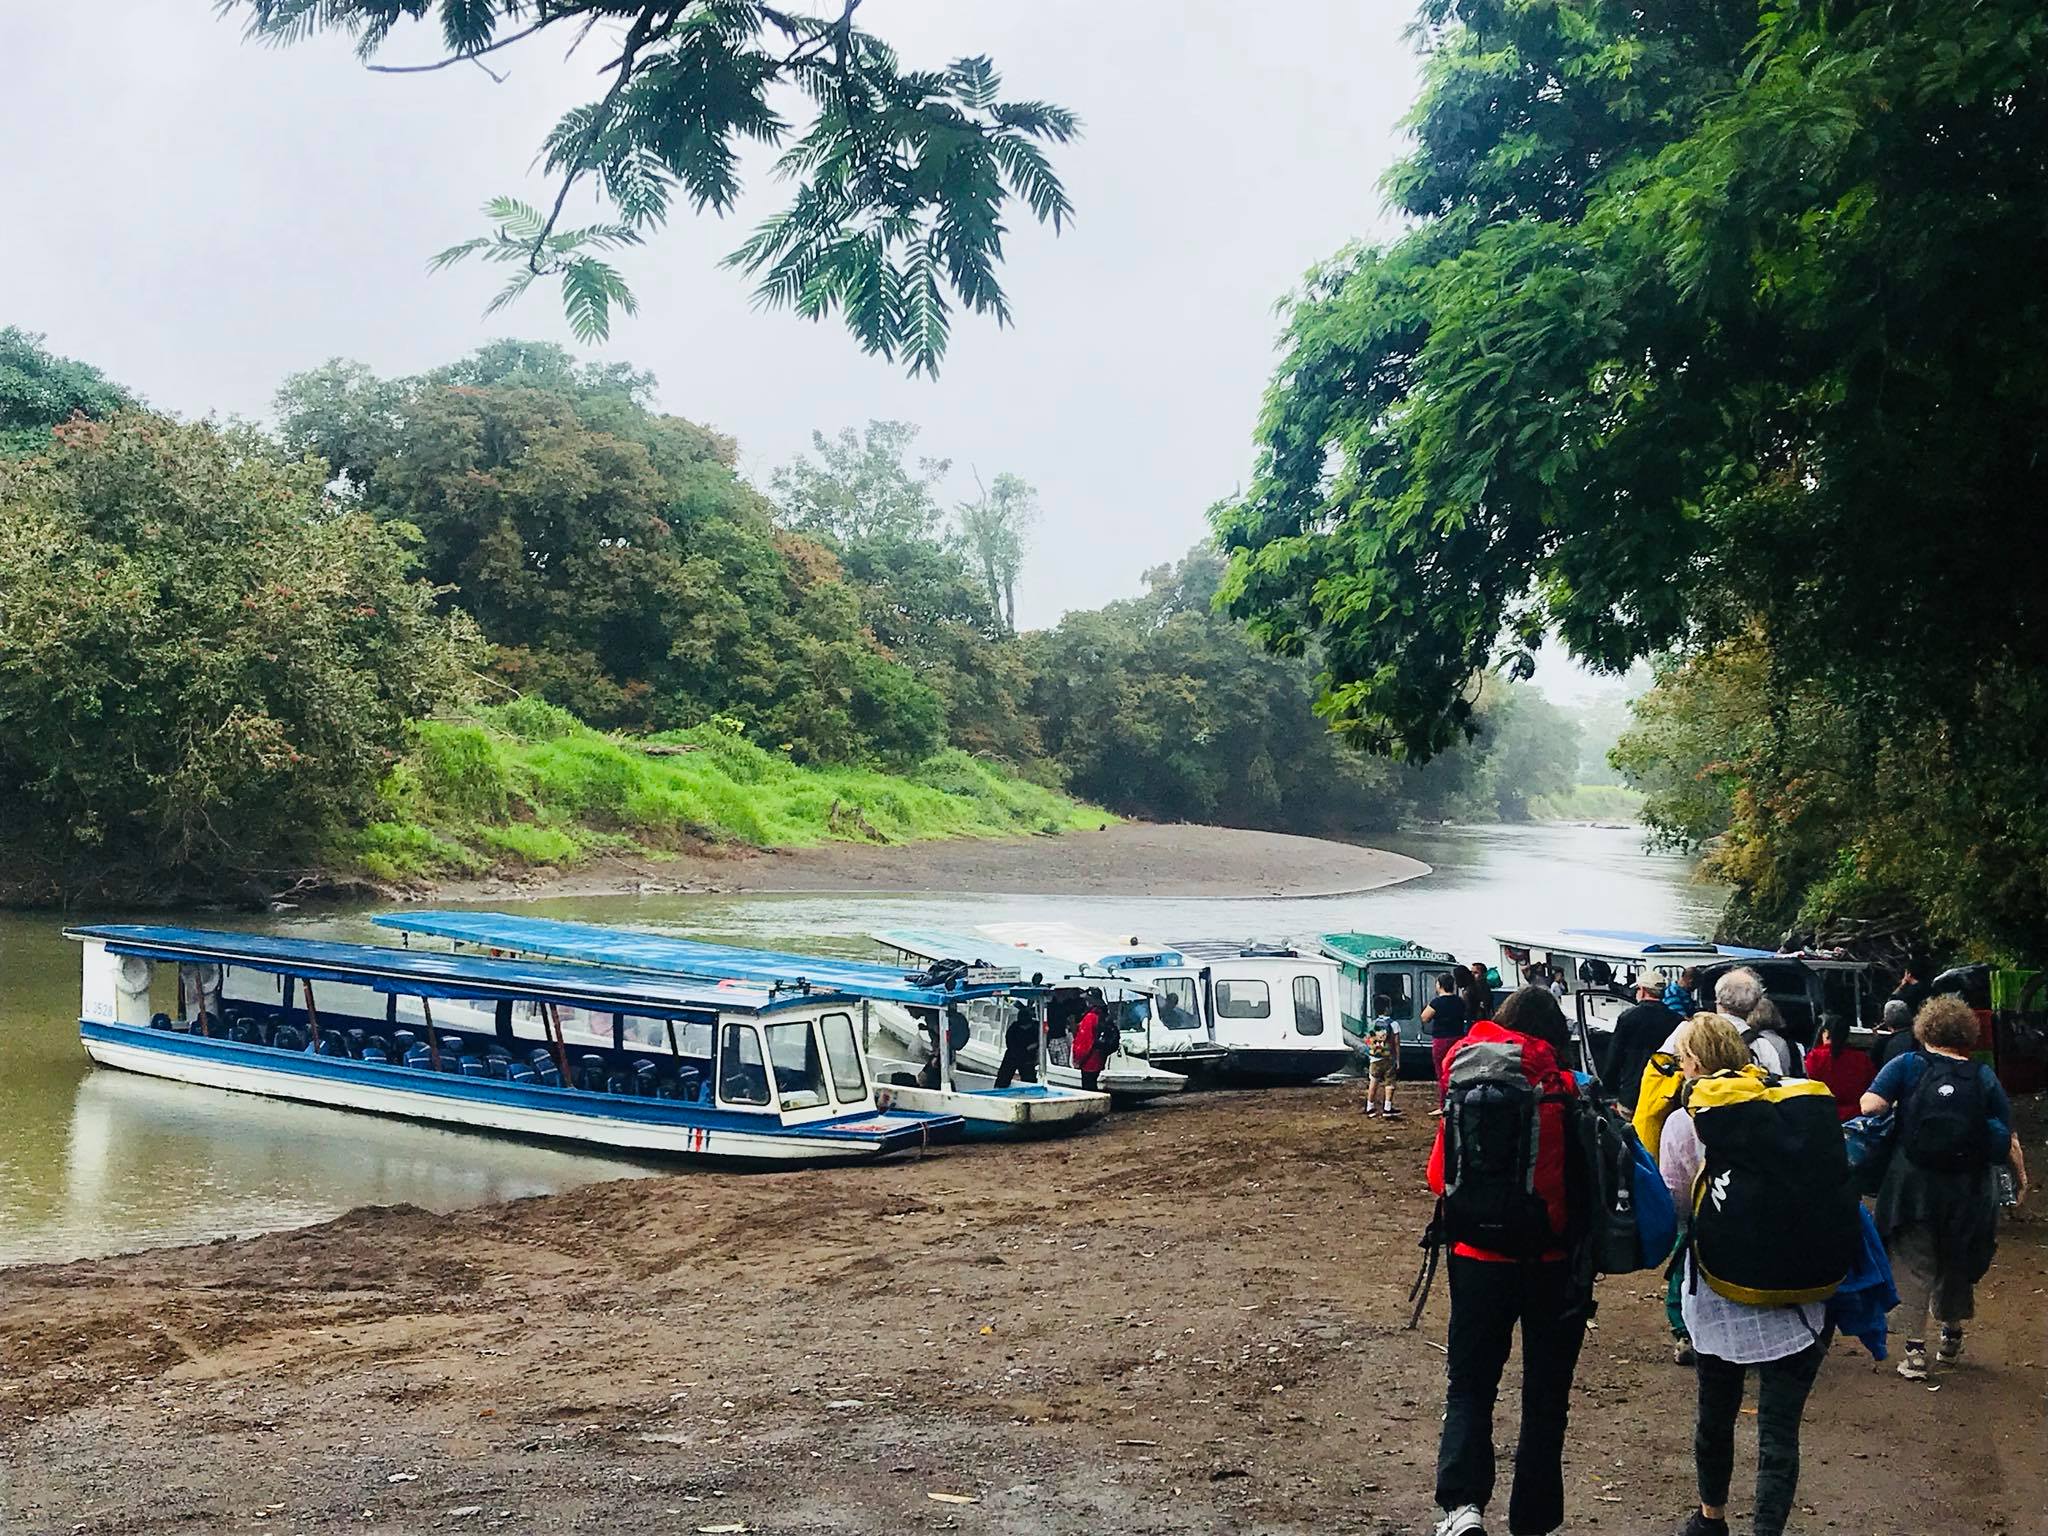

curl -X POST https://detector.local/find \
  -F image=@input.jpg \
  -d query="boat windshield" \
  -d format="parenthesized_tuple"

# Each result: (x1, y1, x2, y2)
(718, 1023, 771, 1106)
(766, 1020, 830, 1111)
(818, 1011, 868, 1104)
(1153, 977, 1201, 1029)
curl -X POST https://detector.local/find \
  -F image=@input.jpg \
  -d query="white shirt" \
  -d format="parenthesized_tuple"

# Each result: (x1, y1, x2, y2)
(1657, 1013, 1799, 1078)
(1659, 1109, 1827, 1363)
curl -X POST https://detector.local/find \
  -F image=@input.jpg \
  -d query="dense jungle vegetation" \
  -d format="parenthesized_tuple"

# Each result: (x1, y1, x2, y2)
(0, 328, 1596, 903)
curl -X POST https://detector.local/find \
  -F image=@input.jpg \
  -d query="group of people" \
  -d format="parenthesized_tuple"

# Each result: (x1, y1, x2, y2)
(984, 988, 1122, 1091)
(1420, 964, 2029, 1536)
(1360, 961, 1496, 1118)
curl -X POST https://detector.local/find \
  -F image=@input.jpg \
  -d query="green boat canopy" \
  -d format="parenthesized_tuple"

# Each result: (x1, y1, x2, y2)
(1318, 932, 1457, 967)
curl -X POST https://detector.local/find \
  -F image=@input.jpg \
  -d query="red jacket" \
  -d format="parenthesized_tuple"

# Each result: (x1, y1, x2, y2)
(1427, 1021, 1578, 1262)
(1805, 1042, 1876, 1122)
(1073, 1008, 1112, 1072)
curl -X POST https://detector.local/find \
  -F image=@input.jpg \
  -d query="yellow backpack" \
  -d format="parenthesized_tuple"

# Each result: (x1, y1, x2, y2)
(1632, 1050, 1688, 1160)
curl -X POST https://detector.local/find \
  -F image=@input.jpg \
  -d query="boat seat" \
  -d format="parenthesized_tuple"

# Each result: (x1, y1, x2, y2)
(483, 1055, 515, 1080)
(359, 1042, 391, 1064)
(227, 1017, 263, 1046)
(458, 1055, 489, 1078)
(632, 1059, 659, 1095)
(392, 1030, 418, 1052)
(312, 1035, 350, 1058)
(149, 1012, 173, 1031)
(575, 1055, 609, 1093)
(345, 1029, 368, 1055)
(436, 1036, 467, 1072)
(506, 1061, 538, 1085)
(403, 1042, 434, 1069)
(271, 1023, 307, 1053)
(527, 1049, 562, 1088)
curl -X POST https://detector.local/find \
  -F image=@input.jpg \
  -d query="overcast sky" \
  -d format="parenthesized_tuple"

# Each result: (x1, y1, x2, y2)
(1, 4, 1621, 700)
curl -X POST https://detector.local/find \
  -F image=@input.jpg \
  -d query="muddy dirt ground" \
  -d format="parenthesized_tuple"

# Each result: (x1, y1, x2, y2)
(2, 1090, 2040, 1535)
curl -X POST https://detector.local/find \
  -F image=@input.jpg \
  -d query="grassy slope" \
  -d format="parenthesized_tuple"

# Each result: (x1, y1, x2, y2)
(1527, 783, 1646, 822)
(349, 699, 1111, 886)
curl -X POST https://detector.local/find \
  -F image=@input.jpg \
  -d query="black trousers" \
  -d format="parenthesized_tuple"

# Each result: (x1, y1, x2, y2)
(994, 1041, 1038, 1088)
(1695, 1334, 1830, 1536)
(1435, 1256, 1588, 1535)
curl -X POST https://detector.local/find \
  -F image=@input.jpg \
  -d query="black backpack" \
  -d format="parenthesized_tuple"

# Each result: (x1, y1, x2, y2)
(1900, 1055, 1990, 1172)
(1439, 1040, 1562, 1260)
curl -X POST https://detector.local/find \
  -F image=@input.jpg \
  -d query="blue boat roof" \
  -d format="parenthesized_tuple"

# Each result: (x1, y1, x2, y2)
(1560, 928, 1774, 959)
(67, 925, 848, 1018)
(373, 912, 1028, 1008)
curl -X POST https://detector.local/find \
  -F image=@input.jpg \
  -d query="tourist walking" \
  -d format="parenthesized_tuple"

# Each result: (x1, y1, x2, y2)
(1704, 968, 1798, 1078)
(1804, 1013, 1875, 1121)
(1426, 986, 1589, 1536)
(1659, 1014, 1838, 1536)
(1861, 996, 2029, 1378)
(1872, 997, 1919, 1067)
(1606, 976, 1676, 1109)
(1423, 972, 1470, 1093)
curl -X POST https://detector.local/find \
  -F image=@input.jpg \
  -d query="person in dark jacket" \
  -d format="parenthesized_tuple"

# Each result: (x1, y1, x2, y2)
(1423, 972, 1471, 1093)
(994, 999, 1041, 1088)
(1873, 998, 1919, 1067)
(1425, 986, 1587, 1536)
(1862, 996, 2029, 1379)
(1606, 977, 1676, 1110)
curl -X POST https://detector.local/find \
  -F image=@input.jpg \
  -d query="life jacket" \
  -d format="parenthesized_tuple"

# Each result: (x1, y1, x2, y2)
(1684, 1067, 1857, 1307)
(1436, 1024, 1575, 1260)
(1632, 1050, 1687, 1160)
(1899, 1054, 1992, 1172)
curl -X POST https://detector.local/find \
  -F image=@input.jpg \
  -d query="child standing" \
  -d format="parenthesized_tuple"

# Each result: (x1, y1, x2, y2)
(1363, 995, 1401, 1118)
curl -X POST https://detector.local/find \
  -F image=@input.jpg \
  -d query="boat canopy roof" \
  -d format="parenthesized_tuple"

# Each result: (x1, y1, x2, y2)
(373, 911, 1028, 1008)
(67, 924, 849, 1019)
(976, 920, 1185, 971)
(873, 927, 1155, 992)
(1319, 932, 1457, 966)
(1491, 926, 1772, 961)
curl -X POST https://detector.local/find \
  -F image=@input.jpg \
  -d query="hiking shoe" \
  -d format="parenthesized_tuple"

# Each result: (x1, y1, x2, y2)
(1937, 1327, 1965, 1364)
(1673, 1335, 1696, 1366)
(1431, 1506, 1486, 1536)
(1898, 1343, 1929, 1380)
(1383, 1105, 1402, 1119)
(1678, 1513, 1730, 1536)
(1363, 1103, 1379, 1117)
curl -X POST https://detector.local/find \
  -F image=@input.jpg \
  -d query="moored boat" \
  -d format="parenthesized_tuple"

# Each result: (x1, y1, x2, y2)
(372, 911, 1112, 1141)
(67, 925, 962, 1165)
(1317, 931, 1461, 1078)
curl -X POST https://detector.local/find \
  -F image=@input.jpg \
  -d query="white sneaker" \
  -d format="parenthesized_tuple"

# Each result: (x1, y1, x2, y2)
(1432, 1506, 1487, 1536)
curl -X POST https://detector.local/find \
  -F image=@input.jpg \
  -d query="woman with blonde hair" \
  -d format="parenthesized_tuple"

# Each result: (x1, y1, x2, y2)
(1661, 1013, 1833, 1536)
(1861, 994, 2029, 1379)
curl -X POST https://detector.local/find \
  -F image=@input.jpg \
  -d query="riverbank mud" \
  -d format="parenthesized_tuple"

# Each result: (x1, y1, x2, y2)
(2, 1092, 2039, 1534)
(431, 821, 1431, 904)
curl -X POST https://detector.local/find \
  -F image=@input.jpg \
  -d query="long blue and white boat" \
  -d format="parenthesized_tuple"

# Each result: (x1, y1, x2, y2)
(67, 925, 963, 1165)
(372, 912, 1113, 1141)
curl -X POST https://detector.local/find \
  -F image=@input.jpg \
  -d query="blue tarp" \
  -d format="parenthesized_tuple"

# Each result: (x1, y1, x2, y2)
(374, 912, 1029, 1008)
(68, 924, 836, 1017)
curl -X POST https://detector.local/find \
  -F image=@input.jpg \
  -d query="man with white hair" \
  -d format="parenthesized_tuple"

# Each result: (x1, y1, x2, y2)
(1658, 967, 1799, 1078)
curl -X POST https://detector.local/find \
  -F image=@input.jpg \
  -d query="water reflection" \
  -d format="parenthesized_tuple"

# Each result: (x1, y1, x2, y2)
(0, 823, 1719, 1265)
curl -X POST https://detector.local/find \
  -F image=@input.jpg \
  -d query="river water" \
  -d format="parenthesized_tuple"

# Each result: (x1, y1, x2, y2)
(0, 822, 1719, 1266)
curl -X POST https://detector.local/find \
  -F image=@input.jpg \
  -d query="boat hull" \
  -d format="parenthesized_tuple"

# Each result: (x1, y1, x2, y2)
(873, 1080, 1112, 1140)
(80, 1022, 950, 1166)
(1162, 1046, 1356, 1087)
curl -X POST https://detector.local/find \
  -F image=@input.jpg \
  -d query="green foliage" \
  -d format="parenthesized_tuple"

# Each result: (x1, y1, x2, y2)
(275, 348, 943, 766)
(1525, 784, 1644, 823)
(0, 412, 480, 889)
(957, 471, 1037, 635)
(224, 3, 1079, 373)
(0, 328, 137, 456)
(1216, 0, 2048, 770)
(344, 703, 1107, 883)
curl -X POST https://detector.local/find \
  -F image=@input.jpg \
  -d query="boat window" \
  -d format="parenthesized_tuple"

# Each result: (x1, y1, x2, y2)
(1370, 970, 1416, 1022)
(621, 1014, 713, 1057)
(1115, 995, 1150, 1033)
(766, 1021, 830, 1111)
(1214, 980, 1271, 1019)
(1293, 976, 1326, 1035)
(718, 1023, 771, 1107)
(819, 1012, 867, 1103)
(1154, 977, 1201, 1029)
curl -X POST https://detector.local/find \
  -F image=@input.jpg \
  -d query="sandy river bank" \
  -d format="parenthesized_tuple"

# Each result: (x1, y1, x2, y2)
(2, 1091, 2040, 1535)
(429, 821, 1431, 904)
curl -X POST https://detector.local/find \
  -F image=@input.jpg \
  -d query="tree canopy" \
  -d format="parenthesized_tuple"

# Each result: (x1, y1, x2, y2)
(1215, 0, 2048, 764)
(0, 327, 137, 456)
(0, 413, 478, 893)
(222, 1, 1079, 373)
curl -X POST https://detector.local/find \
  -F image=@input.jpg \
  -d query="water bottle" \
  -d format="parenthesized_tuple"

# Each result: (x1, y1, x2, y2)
(1994, 1166, 2020, 1207)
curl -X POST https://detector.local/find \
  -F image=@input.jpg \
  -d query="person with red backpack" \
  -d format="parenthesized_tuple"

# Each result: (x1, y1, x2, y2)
(1423, 986, 1589, 1536)
(1071, 988, 1116, 1093)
